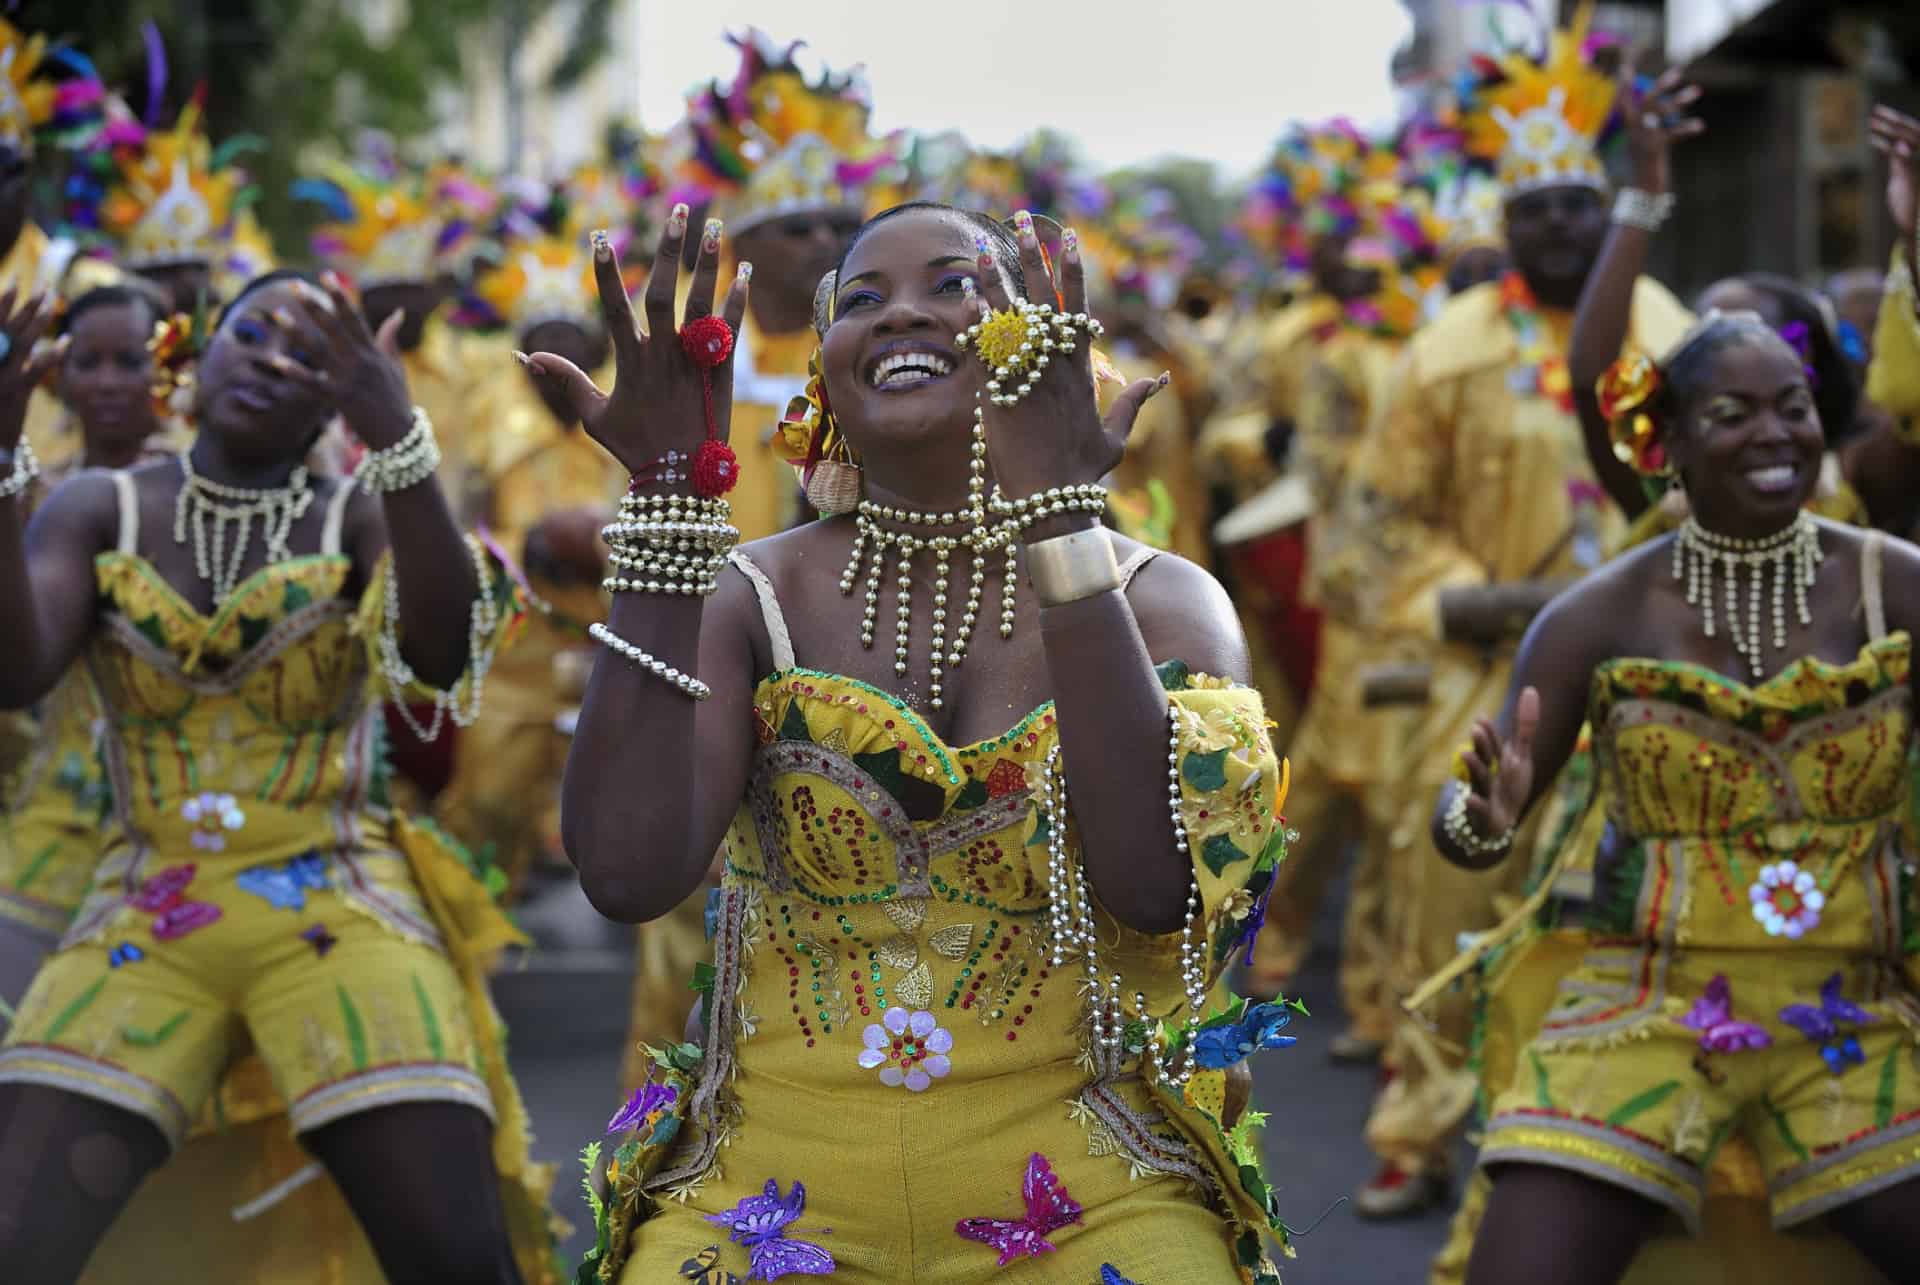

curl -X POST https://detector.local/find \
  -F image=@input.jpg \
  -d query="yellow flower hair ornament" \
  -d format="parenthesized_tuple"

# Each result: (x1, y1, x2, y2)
(1596, 351, 1670, 477)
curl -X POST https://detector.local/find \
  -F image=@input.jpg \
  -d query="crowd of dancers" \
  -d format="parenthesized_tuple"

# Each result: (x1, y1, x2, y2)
(5, 5, 1920, 1282)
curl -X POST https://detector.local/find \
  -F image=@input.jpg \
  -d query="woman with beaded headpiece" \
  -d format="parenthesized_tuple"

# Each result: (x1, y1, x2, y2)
(535, 172, 1302, 1274)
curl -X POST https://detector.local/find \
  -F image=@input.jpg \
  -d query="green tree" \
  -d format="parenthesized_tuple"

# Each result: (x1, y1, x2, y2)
(19, 0, 613, 253)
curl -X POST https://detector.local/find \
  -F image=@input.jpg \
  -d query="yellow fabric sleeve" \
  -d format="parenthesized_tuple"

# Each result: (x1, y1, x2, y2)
(1867, 247, 1920, 438)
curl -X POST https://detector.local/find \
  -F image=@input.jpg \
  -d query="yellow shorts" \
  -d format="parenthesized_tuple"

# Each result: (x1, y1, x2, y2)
(1481, 948, 1920, 1232)
(0, 849, 493, 1149)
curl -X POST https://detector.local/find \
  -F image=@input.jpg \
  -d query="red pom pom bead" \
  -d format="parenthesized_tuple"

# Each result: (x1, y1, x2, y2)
(681, 316, 735, 369)
(692, 438, 739, 497)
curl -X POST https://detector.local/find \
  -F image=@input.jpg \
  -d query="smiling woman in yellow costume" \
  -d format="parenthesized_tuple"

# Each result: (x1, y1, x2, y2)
(0, 267, 557, 1282)
(534, 189, 1301, 1282)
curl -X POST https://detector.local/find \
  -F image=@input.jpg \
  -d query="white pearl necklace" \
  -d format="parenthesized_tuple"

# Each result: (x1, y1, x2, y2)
(838, 400, 1020, 711)
(378, 534, 501, 741)
(1037, 703, 1209, 1088)
(172, 454, 315, 605)
(1673, 514, 1822, 679)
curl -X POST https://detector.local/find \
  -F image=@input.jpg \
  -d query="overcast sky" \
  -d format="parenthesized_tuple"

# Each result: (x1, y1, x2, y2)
(631, 0, 1413, 179)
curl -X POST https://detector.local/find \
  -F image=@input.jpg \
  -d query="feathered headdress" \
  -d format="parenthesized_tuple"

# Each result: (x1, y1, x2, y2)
(85, 94, 257, 269)
(0, 19, 67, 149)
(674, 30, 899, 232)
(293, 133, 472, 288)
(1461, 0, 1620, 196)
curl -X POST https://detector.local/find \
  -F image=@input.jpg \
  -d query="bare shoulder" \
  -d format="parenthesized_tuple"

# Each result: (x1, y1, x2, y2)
(28, 465, 125, 553)
(1526, 536, 1670, 663)
(1116, 536, 1250, 684)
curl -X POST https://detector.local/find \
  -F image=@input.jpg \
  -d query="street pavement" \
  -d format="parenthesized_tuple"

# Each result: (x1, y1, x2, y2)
(502, 856, 1464, 1283)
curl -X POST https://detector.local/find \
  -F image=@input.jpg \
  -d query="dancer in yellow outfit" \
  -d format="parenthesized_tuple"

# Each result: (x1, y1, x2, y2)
(1434, 293, 1920, 1282)
(539, 200, 1301, 1282)
(1248, 175, 1453, 1057)
(434, 208, 628, 893)
(0, 270, 556, 1280)
(1347, 5, 1693, 1217)
(1, 285, 186, 1004)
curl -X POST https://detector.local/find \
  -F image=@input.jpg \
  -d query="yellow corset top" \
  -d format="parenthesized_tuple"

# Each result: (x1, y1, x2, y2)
(1589, 633, 1915, 952)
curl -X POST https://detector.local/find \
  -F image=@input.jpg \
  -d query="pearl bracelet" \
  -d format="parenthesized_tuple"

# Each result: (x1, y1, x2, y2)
(0, 438, 40, 500)
(1611, 188, 1676, 233)
(357, 407, 441, 494)
(1441, 779, 1514, 860)
(991, 483, 1110, 530)
(589, 621, 710, 699)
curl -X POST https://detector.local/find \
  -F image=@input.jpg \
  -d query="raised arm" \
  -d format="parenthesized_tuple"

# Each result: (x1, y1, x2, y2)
(1428, 575, 1615, 870)
(1569, 68, 1704, 515)
(545, 209, 761, 923)
(0, 293, 113, 709)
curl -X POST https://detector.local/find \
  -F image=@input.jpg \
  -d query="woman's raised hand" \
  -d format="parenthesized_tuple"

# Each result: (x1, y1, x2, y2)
(1621, 66, 1704, 196)
(0, 291, 62, 451)
(1459, 687, 1540, 840)
(275, 272, 414, 448)
(523, 205, 751, 478)
(968, 211, 1165, 502)
(1870, 105, 1920, 247)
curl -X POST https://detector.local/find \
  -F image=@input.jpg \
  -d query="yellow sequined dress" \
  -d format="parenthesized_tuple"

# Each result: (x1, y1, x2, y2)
(0, 472, 560, 1283)
(1436, 543, 1916, 1281)
(584, 551, 1296, 1285)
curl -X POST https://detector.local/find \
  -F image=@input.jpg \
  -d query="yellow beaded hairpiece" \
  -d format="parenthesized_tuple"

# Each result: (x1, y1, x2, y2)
(774, 268, 862, 514)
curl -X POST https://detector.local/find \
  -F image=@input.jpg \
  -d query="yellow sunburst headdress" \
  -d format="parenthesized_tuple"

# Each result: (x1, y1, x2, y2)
(469, 235, 599, 334)
(294, 135, 461, 288)
(1462, 0, 1620, 196)
(0, 20, 60, 148)
(95, 96, 253, 270)
(674, 29, 900, 232)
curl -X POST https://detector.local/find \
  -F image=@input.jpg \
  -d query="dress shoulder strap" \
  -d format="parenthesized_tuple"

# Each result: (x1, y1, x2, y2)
(1862, 529, 1888, 643)
(321, 474, 358, 557)
(728, 550, 796, 671)
(1117, 546, 1160, 590)
(110, 470, 138, 555)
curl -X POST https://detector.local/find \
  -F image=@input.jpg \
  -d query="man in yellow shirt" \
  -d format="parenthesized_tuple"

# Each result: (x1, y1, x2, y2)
(1347, 6, 1693, 1217)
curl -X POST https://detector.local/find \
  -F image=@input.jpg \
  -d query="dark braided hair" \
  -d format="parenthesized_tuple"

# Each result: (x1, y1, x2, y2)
(1692, 274, 1859, 444)
(1654, 311, 1815, 439)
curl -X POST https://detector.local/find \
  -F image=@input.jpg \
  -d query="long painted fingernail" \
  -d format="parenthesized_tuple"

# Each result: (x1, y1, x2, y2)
(667, 203, 689, 238)
(1062, 227, 1080, 258)
(961, 276, 977, 298)
(737, 261, 753, 283)
(702, 217, 723, 254)
(511, 350, 532, 367)
(1157, 371, 1172, 388)
(974, 233, 993, 262)
(1013, 209, 1035, 238)
(591, 229, 612, 261)
(270, 307, 295, 330)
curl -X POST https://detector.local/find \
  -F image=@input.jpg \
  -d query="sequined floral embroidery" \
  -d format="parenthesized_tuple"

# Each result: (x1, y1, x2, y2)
(1750, 859, 1823, 938)
(608, 1080, 679, 1140)
(180, 792, 247, 852)
(859, 1006, 952, 1091)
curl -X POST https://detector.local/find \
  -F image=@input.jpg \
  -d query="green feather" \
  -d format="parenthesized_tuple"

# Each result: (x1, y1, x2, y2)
(45, 976, 107, 1042)
(336, 985, 368, 1069)
(122, 1010, 191, 1047)
(1604, 1079, 1680, 1128)
(412, 973, 445, 1063)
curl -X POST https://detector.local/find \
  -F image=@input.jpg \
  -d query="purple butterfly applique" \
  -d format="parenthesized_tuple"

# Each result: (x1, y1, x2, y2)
(955, 1152, 1084, 1266)
(705, 1179, 835, 1281)
(1679, 974, 1772, 1054)
(1779, 972, 1871, 1075)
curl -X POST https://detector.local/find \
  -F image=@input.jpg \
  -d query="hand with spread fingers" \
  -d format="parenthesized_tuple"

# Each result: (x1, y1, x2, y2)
(0, 290, 63, 452)
(966, 209, 1166, 507)
(267, 271, 414, 449)
(1622, 66, 1705, 196)
(520, 204, 751, 481)
(1455, 686, 1540, 844)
